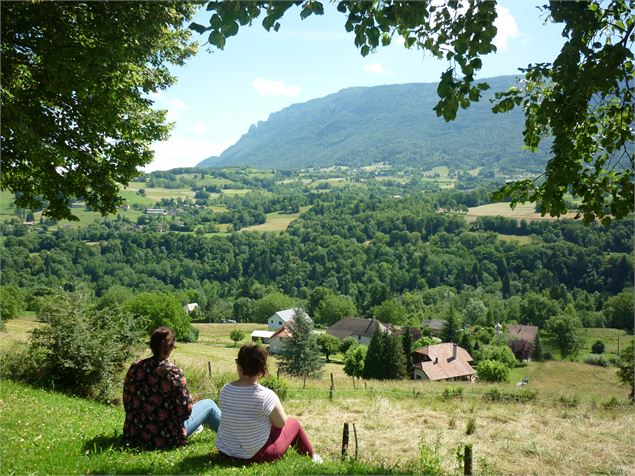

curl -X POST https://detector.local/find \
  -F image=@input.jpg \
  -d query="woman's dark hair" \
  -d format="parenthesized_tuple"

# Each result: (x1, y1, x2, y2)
(236, 344, 268, 377)
(150, 326, 175, 360)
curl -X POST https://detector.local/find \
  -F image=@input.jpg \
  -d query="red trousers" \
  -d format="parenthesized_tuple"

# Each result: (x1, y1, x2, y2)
(249, 418, 314, 462)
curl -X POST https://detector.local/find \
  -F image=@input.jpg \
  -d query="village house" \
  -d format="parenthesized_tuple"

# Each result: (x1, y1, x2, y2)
(268, 325, 292, 354)
(506, 324, 539, 344)
(412, 343, 475, 382)
(267, 308, 310, 331)
(327, 318, 390, 346)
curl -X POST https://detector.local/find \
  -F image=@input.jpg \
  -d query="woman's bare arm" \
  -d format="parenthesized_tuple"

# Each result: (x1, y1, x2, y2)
(269, 399, 287, 429)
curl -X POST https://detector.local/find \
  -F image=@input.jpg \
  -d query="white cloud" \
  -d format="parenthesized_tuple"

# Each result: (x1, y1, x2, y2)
(494, 5, 521, 50)
(146, 138, 227, 172)
(190, 122, 208, 135)
(252, 78, 301, 97)
(364, 62, 388, 74)
(170, 98, 186, 110)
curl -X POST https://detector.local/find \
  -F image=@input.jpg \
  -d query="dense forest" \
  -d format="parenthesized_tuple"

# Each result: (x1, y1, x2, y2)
(2, 186, 632, 333)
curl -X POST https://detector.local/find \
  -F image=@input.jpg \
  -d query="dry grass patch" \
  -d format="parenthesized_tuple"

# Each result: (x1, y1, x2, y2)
(466, 202, 562, 221)
(241, 206, 311, 232)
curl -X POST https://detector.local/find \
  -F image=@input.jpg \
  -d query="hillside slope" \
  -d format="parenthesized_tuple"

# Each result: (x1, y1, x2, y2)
(199, 76, 549, 171)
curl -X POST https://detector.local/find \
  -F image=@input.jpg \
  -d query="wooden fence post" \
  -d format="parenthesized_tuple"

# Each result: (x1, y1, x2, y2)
(464, 443, 473, 476)
(352, 376, 356, 390)
(303, 373, 307, 389)
(364, 381, 367, 390)
(329, 373, 334, 401)
(208, 361, 212, 377)
(341, 422, 349, 459)
(352, 422, 358, 460)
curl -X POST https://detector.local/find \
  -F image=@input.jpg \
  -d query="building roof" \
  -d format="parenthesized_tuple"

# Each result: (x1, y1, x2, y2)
(327, 318, 388, 340)
(412, 343, 475, 381)
(269, 308, 310, 323)
(250, 330, 275, 339)
(270, 325, 292, 340)
(421, 319, 445, 331)
(506, 324, 539, 343)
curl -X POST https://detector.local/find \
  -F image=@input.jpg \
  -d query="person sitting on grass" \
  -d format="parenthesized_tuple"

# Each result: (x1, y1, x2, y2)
(215, 343, 322, 463)
(123, 326, 221, 449)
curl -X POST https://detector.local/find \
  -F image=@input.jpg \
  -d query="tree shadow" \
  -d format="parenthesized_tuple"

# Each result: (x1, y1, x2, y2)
(81, 432, 129, 454)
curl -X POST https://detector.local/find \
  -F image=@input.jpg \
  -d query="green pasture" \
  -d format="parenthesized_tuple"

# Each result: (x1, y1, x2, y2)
(497, 234, 536, 245)
(240, 206, 312, 233)
(422, 166, 450, 177)
(2, 317, 635, 475)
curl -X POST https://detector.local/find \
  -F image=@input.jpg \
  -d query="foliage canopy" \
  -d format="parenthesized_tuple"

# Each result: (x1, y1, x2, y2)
(0, 2, 197, 220)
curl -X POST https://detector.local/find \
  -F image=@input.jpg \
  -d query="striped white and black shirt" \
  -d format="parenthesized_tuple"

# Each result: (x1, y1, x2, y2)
(215, 383, 279, 459)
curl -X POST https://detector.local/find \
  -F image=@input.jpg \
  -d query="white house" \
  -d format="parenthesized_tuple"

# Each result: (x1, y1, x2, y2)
(267, 308, 310, 331)
(183, 303, 199, 314)
(268, 326, 292, 354)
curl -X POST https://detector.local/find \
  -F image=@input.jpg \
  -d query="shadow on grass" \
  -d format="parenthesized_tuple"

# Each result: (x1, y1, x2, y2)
(175, 453, 251, 473)
(81, 432, 129, 454)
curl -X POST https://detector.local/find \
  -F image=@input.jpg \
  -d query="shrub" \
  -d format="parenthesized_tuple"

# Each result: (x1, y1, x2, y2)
(229, 329, 246, 347)
(5, 289, 145, 401)
(476, 344, 517, 369)
(591, 340, 605, 354)
(558, 394, 579, 407)
(340, 336, 360, 354)
(508, 338, 533, 361)
(125, 292, 197, 342)
(477, 359, 510, 383)
(343, 345, 367, 379)
(260, 374, 289, 401)
(584, 355, 609, 367)
(442, 386, 464, 400)
(483, 388, 537, 403)
(466, 417, 477, 435)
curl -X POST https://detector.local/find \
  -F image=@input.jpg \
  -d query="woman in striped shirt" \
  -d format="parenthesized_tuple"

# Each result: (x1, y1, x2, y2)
(215, 344, 322, 463)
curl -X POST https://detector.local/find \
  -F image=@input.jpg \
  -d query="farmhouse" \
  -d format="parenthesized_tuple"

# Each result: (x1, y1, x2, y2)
(250, 330, 274, 344)
(506, 324, 539, 344)
(268, 308, 311, 331)
(412, 343, 475, 381)
(183, 303, 199, 314)
(327, 318, 389, 346)
(268, 325, 292, 354)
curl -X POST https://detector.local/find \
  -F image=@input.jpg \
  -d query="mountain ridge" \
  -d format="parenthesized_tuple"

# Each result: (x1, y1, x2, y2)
(198, 75, 549, 171)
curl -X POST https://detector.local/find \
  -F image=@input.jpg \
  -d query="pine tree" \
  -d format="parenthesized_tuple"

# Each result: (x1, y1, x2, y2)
(363, 328, 386, 379)
(279, 308, 323, 378)
(532, 332, 543, 361)
(442, 306, 462, 343)
(402, 327, 413, 377)
(386, 333, 407, 380)
(459, 331, 472, 354)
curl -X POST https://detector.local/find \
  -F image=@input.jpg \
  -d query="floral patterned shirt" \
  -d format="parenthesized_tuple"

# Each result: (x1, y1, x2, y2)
(123, 357, 192, 449)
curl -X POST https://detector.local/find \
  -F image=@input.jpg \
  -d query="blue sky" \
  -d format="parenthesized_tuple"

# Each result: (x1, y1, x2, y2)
(146, 1, 565, 172)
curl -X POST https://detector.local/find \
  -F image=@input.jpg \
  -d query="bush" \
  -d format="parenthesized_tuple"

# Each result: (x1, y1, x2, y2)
(5, 289, 145, 401)
(483, 388, 537, 403)
(466, 417, 477, 435)
(591, 340, 605, 354)
(476, 344, 517, 369)
(442, 386, 464, 400)
(584, 355, 609, 367)
(340, 336, 360, 354)
(558, 394, 579, 407)
(477, 359, 510, 383)
(260, 374, 289, 401)
(125, 292, 197, 342)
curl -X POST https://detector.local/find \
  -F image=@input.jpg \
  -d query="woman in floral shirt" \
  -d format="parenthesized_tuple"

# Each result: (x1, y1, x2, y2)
(123, 326, 221, 449)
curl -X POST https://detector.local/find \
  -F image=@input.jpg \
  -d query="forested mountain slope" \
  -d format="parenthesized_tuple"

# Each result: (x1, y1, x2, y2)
(198, 76, 549, 171)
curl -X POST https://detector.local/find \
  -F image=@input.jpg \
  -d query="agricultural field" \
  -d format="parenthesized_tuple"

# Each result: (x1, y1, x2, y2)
(240, 206, 312, 233)
(465, 203, 558, 222)
(2, 317, 633, 475)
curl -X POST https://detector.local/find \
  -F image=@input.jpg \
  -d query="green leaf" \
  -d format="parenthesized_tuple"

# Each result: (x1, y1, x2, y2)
(188, 22, 209, 34)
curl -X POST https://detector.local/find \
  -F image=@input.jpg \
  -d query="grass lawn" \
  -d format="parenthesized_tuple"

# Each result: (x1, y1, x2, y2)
(2, 318, 634, 474)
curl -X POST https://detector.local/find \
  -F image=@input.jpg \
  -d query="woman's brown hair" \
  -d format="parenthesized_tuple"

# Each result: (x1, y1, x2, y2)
(236, 344, 268, 377)
(150, 326, 175, 360)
